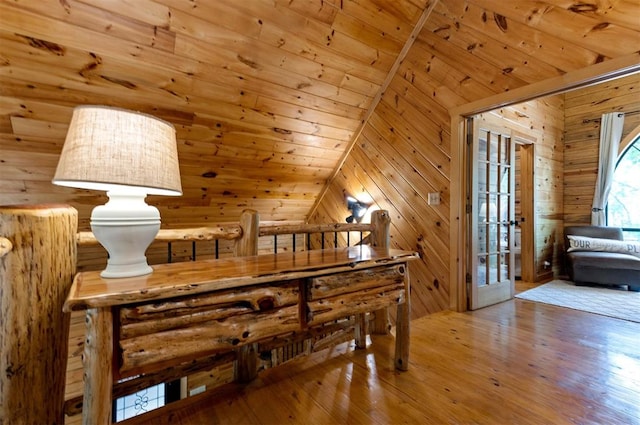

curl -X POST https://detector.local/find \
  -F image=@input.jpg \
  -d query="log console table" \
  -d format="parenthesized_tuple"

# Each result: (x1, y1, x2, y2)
(63, 245, 419, 424)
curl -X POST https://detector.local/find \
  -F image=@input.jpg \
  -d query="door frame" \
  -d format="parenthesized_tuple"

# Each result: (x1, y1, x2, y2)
(448, 56, 640, 312)
(514, 137, 536, 283)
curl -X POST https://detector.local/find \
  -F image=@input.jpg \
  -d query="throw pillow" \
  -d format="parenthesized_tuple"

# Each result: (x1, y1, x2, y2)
(567, 235, 640, 259)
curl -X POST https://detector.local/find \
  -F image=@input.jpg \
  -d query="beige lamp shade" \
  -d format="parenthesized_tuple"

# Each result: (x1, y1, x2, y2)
(53, 105, 182, 195)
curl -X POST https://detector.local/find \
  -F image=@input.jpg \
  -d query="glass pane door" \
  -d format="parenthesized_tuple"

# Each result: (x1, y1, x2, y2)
(470, 119, 515, 309)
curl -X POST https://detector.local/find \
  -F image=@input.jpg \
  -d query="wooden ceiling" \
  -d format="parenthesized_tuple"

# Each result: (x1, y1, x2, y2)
(1, 0, 639, 229)
(0, 0, 429, 226)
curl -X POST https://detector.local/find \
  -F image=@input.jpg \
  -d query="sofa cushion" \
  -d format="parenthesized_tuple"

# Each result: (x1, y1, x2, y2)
(567, 235, 640, 259)
(564, 226, 623, 241)
(567, 251, 640, 270)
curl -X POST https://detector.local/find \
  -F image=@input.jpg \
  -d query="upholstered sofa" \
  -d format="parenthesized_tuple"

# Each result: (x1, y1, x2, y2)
(564, 226, 640, 291)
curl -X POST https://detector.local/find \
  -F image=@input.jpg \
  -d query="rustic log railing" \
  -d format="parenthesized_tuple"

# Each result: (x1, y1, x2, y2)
(76, 224, 243, 246)
(76, 213, 374, 259)
(76, 222, 373, 245)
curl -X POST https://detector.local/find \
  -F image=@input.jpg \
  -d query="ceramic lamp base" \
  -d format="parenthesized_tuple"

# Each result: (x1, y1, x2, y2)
(91, 191, 160, 279)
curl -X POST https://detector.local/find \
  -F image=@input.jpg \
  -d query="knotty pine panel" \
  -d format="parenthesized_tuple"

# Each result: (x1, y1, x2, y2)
(0, 0, 425, 231)
(8, 0, 176, 52)
(311, 98, 455, 317)
(75, 0, 170, 26)
(466, 0, 640, 58)
(310, 156, 447, 318)
(434, 0, 604, 72)
(416, 27, 528, 94)
(400, 40, 495, 103)
(350, 141, 450, 266)
(564, 78, 640, 115)
(314, 150, 448, 317)
(426, 8, 564, 84)
(563, 72, 640, 228)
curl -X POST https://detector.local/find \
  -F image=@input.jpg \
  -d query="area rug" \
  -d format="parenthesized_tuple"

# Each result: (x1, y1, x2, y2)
(516, 280, 640, 323)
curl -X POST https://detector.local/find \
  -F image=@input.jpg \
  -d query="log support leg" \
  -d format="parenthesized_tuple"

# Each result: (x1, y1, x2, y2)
(394, 272, 411, 371)
(370, 210, 393, 336)
(236, 343, 259, 383)
(83, 307, 114, 425)
(354, 312, 368, 348)
(233, 210, 260, 383)
(371, 307, 391, 334)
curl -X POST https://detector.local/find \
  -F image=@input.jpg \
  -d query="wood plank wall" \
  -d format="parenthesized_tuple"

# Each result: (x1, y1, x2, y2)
(563, 73, 640, 227)
(0, 0, 428, 229)
(311, 93, 565, 318)
(310, 0, 640, 318)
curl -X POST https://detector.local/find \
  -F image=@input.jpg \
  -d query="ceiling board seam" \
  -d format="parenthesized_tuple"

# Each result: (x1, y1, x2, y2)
(308, 0, 441, 220)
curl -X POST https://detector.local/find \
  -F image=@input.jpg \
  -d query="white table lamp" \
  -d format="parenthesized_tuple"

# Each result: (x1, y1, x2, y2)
(53, 105, 182, 278)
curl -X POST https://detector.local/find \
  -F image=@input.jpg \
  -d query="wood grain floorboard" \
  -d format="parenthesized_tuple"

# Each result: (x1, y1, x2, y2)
(116, 297, 640, 425)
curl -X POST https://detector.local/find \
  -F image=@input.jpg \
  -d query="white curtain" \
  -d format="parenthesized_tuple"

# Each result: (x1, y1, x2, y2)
(591, 112, 625, 225)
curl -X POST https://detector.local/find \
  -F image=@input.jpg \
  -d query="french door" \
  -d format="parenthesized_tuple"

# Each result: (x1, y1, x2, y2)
(469, 118, 516, 310)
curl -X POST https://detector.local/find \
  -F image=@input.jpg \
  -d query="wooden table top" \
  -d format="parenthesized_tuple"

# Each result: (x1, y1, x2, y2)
(64, 246, 419, 312)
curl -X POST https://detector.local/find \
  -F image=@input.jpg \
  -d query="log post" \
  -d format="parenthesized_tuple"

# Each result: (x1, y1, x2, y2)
(0, 204, 77, 425)
(370, 210, 392, 334)
(369, 210, 391, 253)
(234, 209, 259, 257)
(83, 307, 114, 425)
(395, 267, 411, 371)
(234, 209, 260, 382)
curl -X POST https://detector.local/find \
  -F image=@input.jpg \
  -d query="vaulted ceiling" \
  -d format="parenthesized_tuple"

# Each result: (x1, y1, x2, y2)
(1, 0, 639, 229)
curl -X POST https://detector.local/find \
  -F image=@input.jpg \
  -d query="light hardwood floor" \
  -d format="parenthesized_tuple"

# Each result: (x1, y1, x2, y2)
(113, 289, 640, 425)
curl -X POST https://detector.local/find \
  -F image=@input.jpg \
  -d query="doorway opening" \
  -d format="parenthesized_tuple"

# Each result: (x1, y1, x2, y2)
(450, 60, 640, 312)
(466, 114, 537, 310)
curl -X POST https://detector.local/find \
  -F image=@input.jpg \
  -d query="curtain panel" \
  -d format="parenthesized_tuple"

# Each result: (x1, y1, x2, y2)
(592, 112, 625, 225)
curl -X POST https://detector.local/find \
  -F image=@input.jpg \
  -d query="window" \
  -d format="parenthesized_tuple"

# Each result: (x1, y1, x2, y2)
(114, 384, 165, 421)
(112, 379, 181, 422)
(607, 135, 640, 241)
